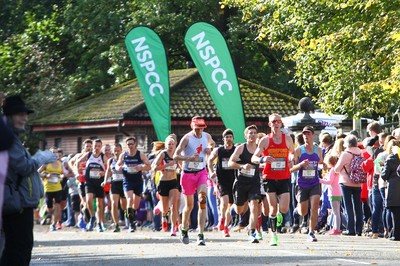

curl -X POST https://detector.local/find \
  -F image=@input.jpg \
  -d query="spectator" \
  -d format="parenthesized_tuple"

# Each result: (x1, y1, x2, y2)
(381, 140, 400, 241)
(0, 91, 15, 255)
(1, 95, 56, 265)
(334, 134, 363, 236)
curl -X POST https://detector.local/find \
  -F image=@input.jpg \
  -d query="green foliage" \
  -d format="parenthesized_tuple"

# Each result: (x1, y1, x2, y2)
(0, 5, 68, 117)
(223, 0, 400, 119)
(1, 0, 302, 117)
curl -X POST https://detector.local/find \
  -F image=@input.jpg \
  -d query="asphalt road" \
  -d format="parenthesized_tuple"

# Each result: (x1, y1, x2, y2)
(31, 224, 400, 266)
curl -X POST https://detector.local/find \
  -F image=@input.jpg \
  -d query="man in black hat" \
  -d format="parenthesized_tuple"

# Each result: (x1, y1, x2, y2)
(0, 92, 15, 256)
(1, 95, 57, 265)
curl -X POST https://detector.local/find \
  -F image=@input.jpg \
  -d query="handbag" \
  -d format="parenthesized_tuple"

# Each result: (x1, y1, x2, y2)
(2, 176, 23, 215)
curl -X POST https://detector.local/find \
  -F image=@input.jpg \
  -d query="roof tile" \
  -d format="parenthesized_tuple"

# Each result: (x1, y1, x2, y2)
(32, 68, 299, 125)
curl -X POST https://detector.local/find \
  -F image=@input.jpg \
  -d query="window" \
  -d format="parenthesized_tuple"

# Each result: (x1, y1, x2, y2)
(115, 135, 124, 145)
(54, 138, 62, 149)
(77, 137, 82, 153)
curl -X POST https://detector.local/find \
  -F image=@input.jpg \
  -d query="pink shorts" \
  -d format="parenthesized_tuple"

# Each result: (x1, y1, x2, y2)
(180, 168, 208, 195)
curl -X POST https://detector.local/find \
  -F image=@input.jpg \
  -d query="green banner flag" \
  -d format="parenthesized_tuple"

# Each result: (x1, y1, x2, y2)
(125, 26, 170, 140)
(184, 22, 245, 142)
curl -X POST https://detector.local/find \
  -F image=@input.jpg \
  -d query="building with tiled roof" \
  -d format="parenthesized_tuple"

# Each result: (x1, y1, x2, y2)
(31, 68, 299, 154)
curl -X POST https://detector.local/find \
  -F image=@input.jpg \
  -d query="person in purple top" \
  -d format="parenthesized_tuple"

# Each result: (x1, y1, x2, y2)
(291, 126, 323, 242)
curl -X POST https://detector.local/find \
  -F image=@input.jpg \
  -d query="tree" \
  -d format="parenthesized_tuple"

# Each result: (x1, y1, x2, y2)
(0, 4, 69, 117)
(222, 0, 400, 120)
(0, 0, 303, 114)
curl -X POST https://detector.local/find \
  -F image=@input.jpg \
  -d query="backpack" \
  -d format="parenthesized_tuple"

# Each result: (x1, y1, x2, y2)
(344, 151, 367, 184)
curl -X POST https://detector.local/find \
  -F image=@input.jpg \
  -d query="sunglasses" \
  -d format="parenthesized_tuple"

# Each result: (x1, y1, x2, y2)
(270, 119, 282, 124)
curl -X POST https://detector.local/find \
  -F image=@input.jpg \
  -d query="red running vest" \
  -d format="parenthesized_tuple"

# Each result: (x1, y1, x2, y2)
(262, 132, 291, 180)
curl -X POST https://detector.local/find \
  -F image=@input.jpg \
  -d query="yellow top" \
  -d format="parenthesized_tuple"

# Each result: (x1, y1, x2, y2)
(43, 161, 63, 192)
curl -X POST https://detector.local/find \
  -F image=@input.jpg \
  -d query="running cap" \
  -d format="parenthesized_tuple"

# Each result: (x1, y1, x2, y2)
(222, 128, 234, 138)
(302, 126, 315, 134)
(191, 116, 207, 129)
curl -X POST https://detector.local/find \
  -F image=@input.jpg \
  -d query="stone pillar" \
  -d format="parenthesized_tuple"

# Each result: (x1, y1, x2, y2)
(288, 97, 325, 144)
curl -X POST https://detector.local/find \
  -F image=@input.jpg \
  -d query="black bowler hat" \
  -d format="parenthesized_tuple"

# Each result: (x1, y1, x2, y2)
(2, 95, 34, 116)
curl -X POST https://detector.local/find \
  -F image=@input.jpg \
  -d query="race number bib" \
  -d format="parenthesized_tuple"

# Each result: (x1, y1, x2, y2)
(164, 163, 177, 171)
(112, 173, 124, 181)
(188, 158, 204, 170)
(89, 170, 101, 179)
(221, 158, 231, 170)
(126, 164, 138, 174)
(303, 167, 316, 179)
(271, 158, 286, 171)
(48, 174, 59, 184)
(240, 166, 256, 178)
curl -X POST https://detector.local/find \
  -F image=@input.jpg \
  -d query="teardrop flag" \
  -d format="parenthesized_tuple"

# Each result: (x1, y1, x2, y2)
(125, 26, 170, 140)
(184, 22, 245, 142)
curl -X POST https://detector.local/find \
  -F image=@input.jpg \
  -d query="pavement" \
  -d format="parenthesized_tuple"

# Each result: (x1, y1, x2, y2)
(31, 224, 400, 266)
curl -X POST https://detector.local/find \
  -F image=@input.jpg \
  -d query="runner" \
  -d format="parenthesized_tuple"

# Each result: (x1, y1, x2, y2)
(228, 125, 261, 243)
(291, 126, 323, 242)
(252, 113, 295, 246)
(76, 139, 108, 232)
(207, 129, 236, 237)
(116, 136, 151, 233)
(103, 143, 126, 232)
(174, 116, 215, 245)
(38, 147, 64, 231)
(102, 144, 113, 223)
(70, 139, 93, 227)
(152, 134, 181, 236)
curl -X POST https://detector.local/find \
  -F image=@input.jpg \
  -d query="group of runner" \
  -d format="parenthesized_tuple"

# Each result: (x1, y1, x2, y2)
(37, 113, 353, 246)
(150, 113, 320, 246)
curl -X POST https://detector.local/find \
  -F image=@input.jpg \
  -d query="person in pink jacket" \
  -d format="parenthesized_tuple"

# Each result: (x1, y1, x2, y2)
(320, 154, 342, 235)
(334, 134, 363, 236)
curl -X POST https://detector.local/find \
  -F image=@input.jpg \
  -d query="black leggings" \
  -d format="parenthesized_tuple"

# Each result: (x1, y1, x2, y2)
(389, 206, 400, 240)
(1, 208, 34, 266)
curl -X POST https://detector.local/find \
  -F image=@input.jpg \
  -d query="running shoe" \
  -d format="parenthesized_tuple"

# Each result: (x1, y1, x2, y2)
(97, 223, 104, 233)
(248, 233, 259, 243)
(113, 224, 121, 233)
(276, 212, 283, 227)
(224, 227, 230, 237)
(56, 222, 62, 230)
(269, 235, 278, 246)
(197, 233, 206, 246)
(371, 233, 379, 239)
(290, 224, 300, 234)
(129, 222, 136, 233)
(49, 224, 57, 231)
(300, 223, 309, 234)
(162, 220, 168, 232)
(170, 226, 177, 236)
(256, 231, 263, 240)
(179, 225, 189, 244)
(308, 231, 318, 242)
(78, 216, 86, 229)
(87, 217, 95, 231)
(326, 229, 341, 235)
